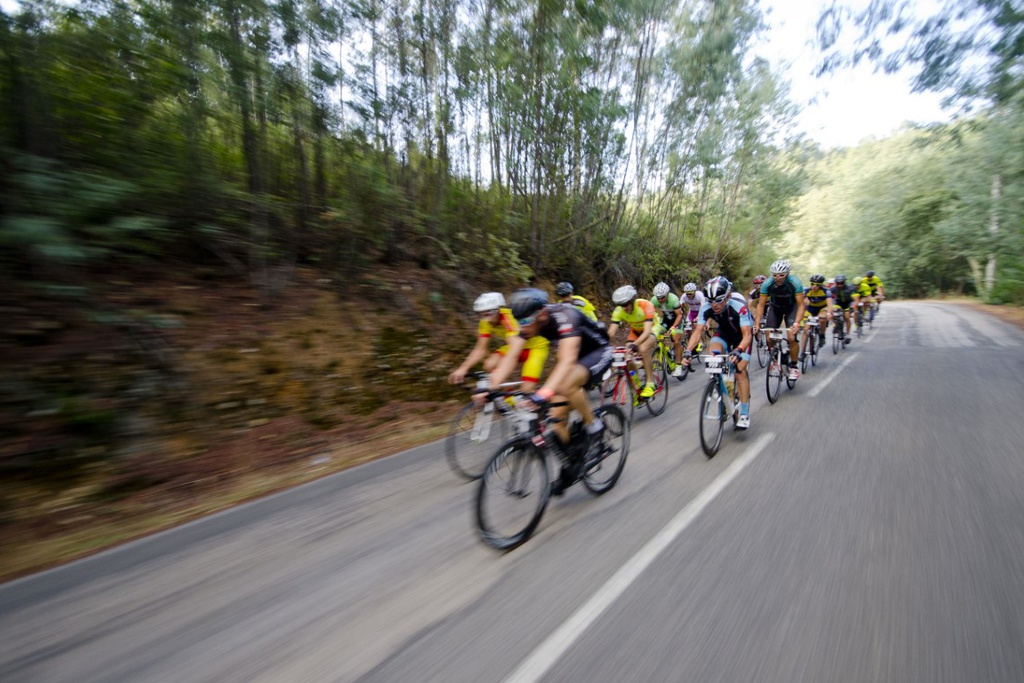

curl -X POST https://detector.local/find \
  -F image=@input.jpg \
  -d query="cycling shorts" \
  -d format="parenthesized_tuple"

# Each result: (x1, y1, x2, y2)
(765, 306, 797, 329)
(579, 346, 614, 386)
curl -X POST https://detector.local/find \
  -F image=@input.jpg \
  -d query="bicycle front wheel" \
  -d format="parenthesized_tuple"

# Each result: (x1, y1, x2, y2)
(832, 329, 840, 354)
(447, 401, 509, 480)
(476, 439, 549, 550)
(766, 346, 783, 404)
(699, 379, 726, 457)
(583, 404, 630, 494)
(756, 333, 768, 368)
(646, 359, 669, 416)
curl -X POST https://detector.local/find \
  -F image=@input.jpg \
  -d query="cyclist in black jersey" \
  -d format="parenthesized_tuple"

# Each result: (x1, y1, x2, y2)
(483, 289, 613, 488)
(829, 274, 855, 343)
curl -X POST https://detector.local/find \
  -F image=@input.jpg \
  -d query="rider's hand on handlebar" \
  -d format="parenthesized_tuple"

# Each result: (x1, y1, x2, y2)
(449, 369, 466, 385)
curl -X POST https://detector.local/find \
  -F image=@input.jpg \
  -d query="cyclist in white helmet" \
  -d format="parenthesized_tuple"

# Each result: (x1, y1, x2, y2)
(607, 285, 658, 399)
(753, 259, 806, 381)
(650, 282, 686, 378)
(449, 292, 549, 391)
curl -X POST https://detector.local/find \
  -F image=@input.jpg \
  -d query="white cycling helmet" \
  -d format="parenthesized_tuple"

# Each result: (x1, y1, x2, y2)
(473, 292, 505, 313)
(769, 259, 791, 275)
(612, 285, 637, 306)
(683, 282, 698, 293)
(653, 282, 670, 298)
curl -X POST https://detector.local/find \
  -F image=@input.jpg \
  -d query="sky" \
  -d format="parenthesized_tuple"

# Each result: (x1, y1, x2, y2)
(755, 0, 951, 149)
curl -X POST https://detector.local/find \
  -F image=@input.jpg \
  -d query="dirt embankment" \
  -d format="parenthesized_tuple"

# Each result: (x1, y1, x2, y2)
(0, 266, 486, 581)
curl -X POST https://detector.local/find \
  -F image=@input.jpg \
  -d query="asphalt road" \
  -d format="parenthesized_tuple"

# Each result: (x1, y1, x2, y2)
(3, 301, 1024, 683)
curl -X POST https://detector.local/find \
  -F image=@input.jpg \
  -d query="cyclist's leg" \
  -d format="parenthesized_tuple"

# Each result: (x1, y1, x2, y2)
(638, 333, 656, 394)
(784, 309, 799, 367)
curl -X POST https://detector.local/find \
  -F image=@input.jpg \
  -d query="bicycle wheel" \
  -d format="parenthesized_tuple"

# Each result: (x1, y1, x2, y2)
(766, 345, 783, 404)
(476, 438, 550, 550)
(832, 328, 840, 354)
(583, 404, 630, 494)
(756, 333, 768, 368)
(699, 378, 726, 457)
(810, 330, 819, 367)
(799, 334, 810, 374)
(446, 401, 509, 480)
(646, 358, 669, 416)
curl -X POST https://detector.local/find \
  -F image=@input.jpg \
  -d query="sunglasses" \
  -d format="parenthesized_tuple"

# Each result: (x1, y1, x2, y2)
(517, 315, 539, 326)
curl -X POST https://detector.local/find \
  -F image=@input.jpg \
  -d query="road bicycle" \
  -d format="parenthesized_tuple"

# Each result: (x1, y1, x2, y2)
(653, 331, 688, 382)
(446, 373, 522, 480)
(765, 328, 797, 404)
(600, 346, 669, 422)
(754, 327, 769, 368)
(798, 316, 820, 373)
(831, 306, 848, 354)
(475, 393, 630, 550)
(854, 302, 866, 338)
(697, 354, 742, 458)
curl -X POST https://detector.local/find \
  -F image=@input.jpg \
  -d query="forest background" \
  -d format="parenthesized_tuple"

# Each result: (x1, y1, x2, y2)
(1, 0, 1021, 579)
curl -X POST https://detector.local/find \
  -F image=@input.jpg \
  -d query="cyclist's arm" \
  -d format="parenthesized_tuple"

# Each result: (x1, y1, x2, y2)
(754, 298, 766, 332)
(607, 321, 621, 342)
(488, 334, 525, 389)
(669, 307, 683, 329)
(792, 292, 806, 329)
(450, 334, 491, 383)
(539, 335, 582, 398)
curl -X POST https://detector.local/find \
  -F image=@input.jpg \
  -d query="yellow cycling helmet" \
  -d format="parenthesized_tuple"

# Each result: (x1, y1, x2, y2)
(852, 277, 863, 286)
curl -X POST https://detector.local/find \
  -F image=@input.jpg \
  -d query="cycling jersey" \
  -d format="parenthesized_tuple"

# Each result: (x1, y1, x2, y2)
(479, 308, 549, 351)
(696, 297, 752, 349)
(760, 274, 804, 312)
(651, 293, 682, 328)
(680, 291, 705, 311)
(803, 285, 830, 312)
(831, 285, 855, 309)
(528, 303, 609, 354)
(855, 281, 872, 299)
(610, 299, 658, 332)
(567, 295, 598, 322)
(864, 275, 883, 294)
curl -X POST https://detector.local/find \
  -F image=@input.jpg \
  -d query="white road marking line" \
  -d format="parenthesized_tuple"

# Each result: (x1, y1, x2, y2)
(808, 352, 860, 398)
(502, 432, 776, 683)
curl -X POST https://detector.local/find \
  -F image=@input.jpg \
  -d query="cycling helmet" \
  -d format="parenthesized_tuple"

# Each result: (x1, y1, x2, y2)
(852, 277, 863, 286)
(612, 285, 638, 306)
(653, 282, 670, 298)
(752, 275, 767, 286)
(683, 282, 698, 293)
(508, 288, 548, 321)
(770, 259, 791, 275)
(555, 281, 574, 296)
(866, 270, 875, 278)
(473, 292, 505, 313)
(835, 274, 847, 285)
(810, 274, 825, 285)
(705, 276, 732, 303)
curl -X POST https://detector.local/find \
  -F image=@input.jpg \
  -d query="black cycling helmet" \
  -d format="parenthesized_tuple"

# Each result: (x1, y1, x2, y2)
(705, 276, 733, 303)
(835, 274, 847, 285)
(555, 281, 574, 296)
(509, 288, 549, 321)
(866, 270, 875, 278)
(810, 274, 825, 285)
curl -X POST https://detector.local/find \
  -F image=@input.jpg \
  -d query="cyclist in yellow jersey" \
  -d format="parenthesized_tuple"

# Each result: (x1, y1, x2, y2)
(555, 281, 599, 323)
(607, 285, 658, 398)
(448, 292, 549, 391)
(863, 270, 884, 319)
(851, 277, 872, 326)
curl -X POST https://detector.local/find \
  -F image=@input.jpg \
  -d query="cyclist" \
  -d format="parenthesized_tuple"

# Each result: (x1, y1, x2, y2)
(748, 275, 767, 310)
(681, 276, 754, 429)
(829, 274, 855, 344)
(449, 292, 549, 392)
(679, 282, 706, 353)
(802, 274, 833, 349)
(555, 281, 599, 323)
(863, 270, 884, 318)
(753, 259, 806, 381)
(650, 282, 686, 378)
(607, 285, 658, 399)
(852, 276, 872, 327)
(485, 288, 614, 495)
